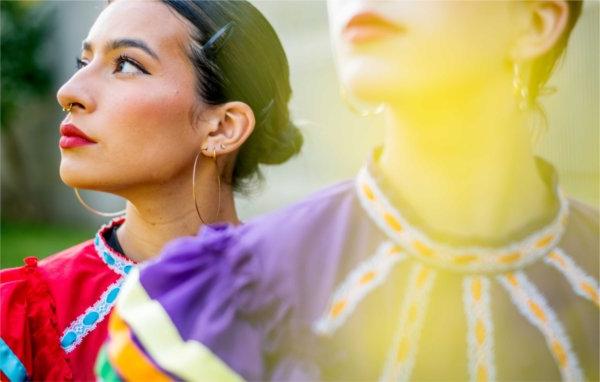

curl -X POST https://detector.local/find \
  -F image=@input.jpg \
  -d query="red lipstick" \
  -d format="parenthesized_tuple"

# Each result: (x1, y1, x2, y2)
(59, 123, 96, 149)
(343, 11, 404, 44)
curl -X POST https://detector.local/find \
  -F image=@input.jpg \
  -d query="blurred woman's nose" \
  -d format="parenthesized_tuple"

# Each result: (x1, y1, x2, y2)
(56, 68, 96, 114)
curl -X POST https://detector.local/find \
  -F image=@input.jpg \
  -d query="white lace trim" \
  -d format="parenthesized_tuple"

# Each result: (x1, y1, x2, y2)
(463, 276, 496, 382)
(497, 272, 583, 381)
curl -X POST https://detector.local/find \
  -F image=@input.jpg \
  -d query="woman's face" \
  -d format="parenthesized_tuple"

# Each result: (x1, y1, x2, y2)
(327, 0, 524, 104)
(57, 0, 205, 193)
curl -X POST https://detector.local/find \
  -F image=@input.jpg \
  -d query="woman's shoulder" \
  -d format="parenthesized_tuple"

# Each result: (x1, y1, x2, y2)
(101, 180, 369, 380)
(0, 256, 74, 381)
(1, 239, 94, 294)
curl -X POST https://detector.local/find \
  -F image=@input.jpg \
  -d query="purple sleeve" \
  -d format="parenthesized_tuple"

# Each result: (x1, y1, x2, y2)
(137, 224, 288, 380)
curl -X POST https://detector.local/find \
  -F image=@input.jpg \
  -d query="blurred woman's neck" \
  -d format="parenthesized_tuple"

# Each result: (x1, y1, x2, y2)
(114, 163, 239, 263)
(379, 74, 555, 244)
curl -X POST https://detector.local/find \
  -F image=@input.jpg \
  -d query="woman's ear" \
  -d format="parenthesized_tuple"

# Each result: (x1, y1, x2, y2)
(510, 0, 569, 61)
(201, 101, 255, 157)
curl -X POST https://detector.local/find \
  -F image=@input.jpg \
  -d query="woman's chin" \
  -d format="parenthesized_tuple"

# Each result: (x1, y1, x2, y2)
(59, 163, 99, 190)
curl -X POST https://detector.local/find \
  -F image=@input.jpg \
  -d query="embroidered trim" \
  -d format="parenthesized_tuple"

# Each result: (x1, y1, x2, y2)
(61, 278, 124, 353)
(94, 218, 134, 277)
(380, 264, 437, 382)
(463, 276, 496, 382)
(60, 218, 134, 353)
(544, 248, 600, 307)
(1, 338, 29, 382)
(497, 272, 583, 381)
(356, 166, 569, 273)
(313, 242, 407, 336)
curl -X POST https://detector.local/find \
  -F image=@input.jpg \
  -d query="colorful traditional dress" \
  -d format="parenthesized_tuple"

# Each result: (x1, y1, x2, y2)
(100, 153, 598, 381)
(1, 218, 135, 382)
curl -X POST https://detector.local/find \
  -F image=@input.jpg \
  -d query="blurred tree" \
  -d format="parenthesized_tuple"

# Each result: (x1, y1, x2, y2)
(1, 1, 55, 220)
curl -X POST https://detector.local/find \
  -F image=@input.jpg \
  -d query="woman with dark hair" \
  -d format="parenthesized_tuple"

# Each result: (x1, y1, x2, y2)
(101, 1, 597, 381)
(0, 0, 301, 380)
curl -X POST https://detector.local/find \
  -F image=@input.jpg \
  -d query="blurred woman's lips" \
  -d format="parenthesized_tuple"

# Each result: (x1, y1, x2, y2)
(59, 123, 96, 149)
(343, 11, 405, 44)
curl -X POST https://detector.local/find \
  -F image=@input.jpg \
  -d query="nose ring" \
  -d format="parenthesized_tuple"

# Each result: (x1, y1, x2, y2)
(62, 103, 73, 113)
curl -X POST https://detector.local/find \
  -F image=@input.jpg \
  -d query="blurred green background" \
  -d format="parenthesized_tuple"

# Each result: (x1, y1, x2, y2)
(1, 1, 598, 269)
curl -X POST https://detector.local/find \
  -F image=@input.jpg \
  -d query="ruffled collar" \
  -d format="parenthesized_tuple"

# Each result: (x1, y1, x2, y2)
(355, 152, 568, 274)
(93, 218, 136, 276)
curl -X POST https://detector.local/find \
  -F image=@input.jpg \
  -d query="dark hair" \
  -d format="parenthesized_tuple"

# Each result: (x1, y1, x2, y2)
(529, 0, 583, 102)
(161, 0, 303, 192)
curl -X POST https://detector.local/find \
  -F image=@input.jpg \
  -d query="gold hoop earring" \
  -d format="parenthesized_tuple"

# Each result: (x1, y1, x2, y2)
(74, 188, 126, 217)
(192, 148, 221, 224)
(62, 103, 73, 113)
(512, 63, 530, 111)
(340, 86, 384, 117)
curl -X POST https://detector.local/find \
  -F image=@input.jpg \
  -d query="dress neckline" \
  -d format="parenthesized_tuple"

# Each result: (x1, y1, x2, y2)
(355, 151, 569, 274)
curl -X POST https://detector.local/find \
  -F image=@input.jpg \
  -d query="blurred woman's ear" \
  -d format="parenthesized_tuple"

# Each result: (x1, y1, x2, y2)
(510, 0, 569, 62)
(201, 101, 255, 156)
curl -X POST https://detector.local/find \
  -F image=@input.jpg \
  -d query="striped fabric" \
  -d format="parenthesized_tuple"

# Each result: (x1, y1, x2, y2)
(96, 268, 243, 382)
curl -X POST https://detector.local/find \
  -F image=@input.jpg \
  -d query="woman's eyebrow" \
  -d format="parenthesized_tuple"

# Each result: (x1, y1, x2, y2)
(81, 38, 160, 62)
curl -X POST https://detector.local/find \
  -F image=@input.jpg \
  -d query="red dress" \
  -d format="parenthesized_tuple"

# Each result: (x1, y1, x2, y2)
(0, 218, 134, 381)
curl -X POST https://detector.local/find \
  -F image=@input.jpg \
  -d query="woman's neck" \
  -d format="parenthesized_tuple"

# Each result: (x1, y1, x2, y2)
(115, 167, 239, 263)
(379, 76, 555, 244)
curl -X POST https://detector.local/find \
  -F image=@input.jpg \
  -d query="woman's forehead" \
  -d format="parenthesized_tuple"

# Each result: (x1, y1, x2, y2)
(85, 0, 191, 57)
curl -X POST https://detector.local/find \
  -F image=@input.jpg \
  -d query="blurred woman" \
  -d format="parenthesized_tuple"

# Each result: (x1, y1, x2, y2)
(0, 0, 301, 380)
(101, 1, 597, 381)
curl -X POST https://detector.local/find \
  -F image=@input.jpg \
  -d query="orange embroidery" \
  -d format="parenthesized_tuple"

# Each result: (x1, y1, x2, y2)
(471, 279, 482, 301)
(528, 300, 547, 322)
(549, 251, 566, 268)
(499, 252, 521, 264)
(359, 271, 376, 285)
(416, 268, 430, 287)
(388, 246, 401, 256)
(535, 234, 554, 249)
(475, 319, 486, 345)
(413, 241, 435, 259)
(396, 337, 410, 362)
(506, 274, 519, 286)
(363, 184, 376, 201)
(551, 340, 568, 367)
(330, 300, 347, 318)
(454, 254, 477, 265)
(477, 365, 488, 382)
(384, 213, 403, 232)
(408, 303, 418, 323)
(581, 282, 599, 306)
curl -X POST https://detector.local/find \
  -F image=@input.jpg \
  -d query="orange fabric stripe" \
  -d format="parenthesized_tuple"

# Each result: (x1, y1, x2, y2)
(107, 312, 172, 382)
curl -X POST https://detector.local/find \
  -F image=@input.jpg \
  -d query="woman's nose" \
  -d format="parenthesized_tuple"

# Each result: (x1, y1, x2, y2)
(56, 68, 96, 114)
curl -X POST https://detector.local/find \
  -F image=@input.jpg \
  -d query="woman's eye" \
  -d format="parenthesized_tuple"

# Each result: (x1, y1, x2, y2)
(76, 58, 88, 70)
(114, 55, 149, 75)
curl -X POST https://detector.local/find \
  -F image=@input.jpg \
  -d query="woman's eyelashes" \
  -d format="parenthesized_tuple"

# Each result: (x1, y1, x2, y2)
(75, 54, 151, 76)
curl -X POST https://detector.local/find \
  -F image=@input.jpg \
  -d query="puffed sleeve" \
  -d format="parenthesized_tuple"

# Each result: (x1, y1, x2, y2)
(97, 224, 290, 382)
(0, 258, 72, 382)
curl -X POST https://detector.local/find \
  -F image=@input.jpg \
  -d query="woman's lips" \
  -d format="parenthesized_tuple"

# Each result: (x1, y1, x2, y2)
(343, 12, 404, 44)
(59, 123, 96, 149)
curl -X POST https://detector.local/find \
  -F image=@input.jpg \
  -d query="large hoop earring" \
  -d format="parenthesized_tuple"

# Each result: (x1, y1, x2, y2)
(74, 188, 126, 217)
(512, 63, 530, 112)
(192, 148, 221, 224)
(340, 86, 385, 117)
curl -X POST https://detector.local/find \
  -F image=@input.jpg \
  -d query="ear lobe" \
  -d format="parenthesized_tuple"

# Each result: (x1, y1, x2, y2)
(510, 0, 569, 61)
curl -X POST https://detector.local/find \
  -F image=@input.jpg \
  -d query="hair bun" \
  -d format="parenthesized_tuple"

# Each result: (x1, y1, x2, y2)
(257, 119, 303, 165)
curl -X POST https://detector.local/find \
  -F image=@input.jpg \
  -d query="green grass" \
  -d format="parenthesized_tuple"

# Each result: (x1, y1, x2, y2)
(1, 221, 94, 269)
